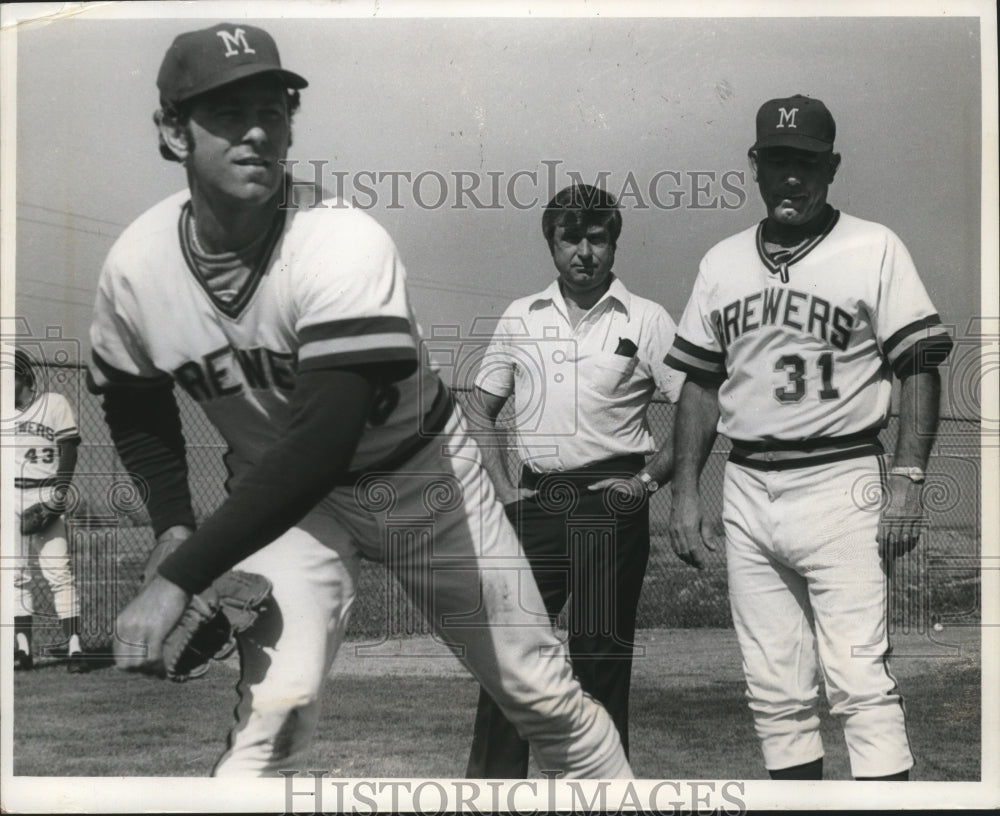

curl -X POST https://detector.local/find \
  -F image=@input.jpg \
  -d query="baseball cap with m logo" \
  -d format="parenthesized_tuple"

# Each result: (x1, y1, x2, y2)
(157, 22, 308, 107)
(751, 94, 836, 152)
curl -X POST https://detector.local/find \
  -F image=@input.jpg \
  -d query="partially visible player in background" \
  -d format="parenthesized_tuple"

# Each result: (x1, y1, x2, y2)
(89, 22, 631, 779)
(10, 348, 88, 673)
(665, 95, 953, 780)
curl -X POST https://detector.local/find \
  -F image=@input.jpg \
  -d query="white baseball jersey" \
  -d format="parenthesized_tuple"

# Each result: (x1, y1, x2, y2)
(666, 211, 950, 445)
(8, 392, 79, 487)
(476, 276, 684, 472)
(89, 186, 632, 781)
(90, 190, 443, 482)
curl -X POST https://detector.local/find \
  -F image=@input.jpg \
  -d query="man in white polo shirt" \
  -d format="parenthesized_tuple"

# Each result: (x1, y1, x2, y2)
(465, 184, 684, 777)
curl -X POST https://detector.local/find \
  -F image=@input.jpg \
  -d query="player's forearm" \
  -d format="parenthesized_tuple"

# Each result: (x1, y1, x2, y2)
(55, 440, 79, 486)
(465, 387, 519, 503)
(101, 385, 196, 536)
(52, 441, 79, 511)
(157, 368, 375, 594)
(892, 369, 942, 470)
(640, 442, 674, 485)
(671, 379, 720, 496)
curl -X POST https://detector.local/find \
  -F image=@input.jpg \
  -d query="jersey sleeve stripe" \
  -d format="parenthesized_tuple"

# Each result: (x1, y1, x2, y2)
(664, 336, 726, 379)
(672, 335, 725, 363)
(88, 351, 173, 393)
(298, 332, 417, 365)
(882, 314, 945, 358)
(298, 316, 412, 344)
(297, 346, 417, 372)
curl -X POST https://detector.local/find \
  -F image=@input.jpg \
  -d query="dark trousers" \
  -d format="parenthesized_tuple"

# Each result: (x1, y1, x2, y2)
(466, 455, 651, 778)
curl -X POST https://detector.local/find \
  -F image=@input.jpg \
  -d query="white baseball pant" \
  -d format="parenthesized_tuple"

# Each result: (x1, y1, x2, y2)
(723, 456, 913, 778)
(212, 406, 632, 778)
(14, 487, 80, 620)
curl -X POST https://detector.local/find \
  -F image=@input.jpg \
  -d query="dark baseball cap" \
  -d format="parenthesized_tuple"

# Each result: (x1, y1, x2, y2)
(751, 95, 836, 152)
(157, 23, 308, 107)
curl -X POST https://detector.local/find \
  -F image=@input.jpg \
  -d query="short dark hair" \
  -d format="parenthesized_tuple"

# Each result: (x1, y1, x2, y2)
(541, 184, 622, 249)
(155, 87, 302, 163)
(14, 348, 36, 388)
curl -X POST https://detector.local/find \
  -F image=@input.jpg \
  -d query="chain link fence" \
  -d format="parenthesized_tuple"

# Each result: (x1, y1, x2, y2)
(14, 366, 982, 655)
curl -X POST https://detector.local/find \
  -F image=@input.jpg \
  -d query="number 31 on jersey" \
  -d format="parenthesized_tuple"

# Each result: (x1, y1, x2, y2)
(773, 352, 840, 404)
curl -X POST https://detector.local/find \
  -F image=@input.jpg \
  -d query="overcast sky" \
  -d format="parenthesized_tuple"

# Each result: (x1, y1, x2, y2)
(4, 3, 990, 403)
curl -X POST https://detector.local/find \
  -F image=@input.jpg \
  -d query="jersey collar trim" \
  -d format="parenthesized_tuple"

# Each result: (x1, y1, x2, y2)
(755, 207, 840, 284)
(178, 201, 286, 320)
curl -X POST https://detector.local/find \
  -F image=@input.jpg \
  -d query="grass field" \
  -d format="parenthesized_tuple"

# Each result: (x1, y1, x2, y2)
(12, 627, 981, 780)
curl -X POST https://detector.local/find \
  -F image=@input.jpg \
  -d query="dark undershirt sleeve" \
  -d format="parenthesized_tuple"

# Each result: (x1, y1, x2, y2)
(157, 367, 378, 594)
(99, 385, 196, 537)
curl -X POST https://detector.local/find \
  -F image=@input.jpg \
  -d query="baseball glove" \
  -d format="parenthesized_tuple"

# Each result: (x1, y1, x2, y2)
(161, 570, 272, 682)
(20, 502, 60, 535)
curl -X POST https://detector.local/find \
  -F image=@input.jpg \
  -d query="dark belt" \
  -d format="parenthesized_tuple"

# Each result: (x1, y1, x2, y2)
(14, 477, 59, 489)
(728, 430, 884, 471)
(520, 453, 646, 491)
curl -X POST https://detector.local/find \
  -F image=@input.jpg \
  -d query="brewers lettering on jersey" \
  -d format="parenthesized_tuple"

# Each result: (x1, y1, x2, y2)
(668, 209, 948, 443)
(90, 22, 632, 779)
(665, 95, 952, 781)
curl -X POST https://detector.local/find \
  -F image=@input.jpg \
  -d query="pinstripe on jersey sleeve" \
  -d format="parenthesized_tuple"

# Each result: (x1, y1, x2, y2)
(294, 211, 418, 375)
(875, 230, 953, 377)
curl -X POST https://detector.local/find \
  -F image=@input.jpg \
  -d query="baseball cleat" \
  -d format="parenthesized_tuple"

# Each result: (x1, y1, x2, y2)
(14, 648, 34, 671)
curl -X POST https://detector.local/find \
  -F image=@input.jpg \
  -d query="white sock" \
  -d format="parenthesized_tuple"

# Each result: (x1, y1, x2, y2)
(16, 633, 30, 654)
(68, 633, 82, 655)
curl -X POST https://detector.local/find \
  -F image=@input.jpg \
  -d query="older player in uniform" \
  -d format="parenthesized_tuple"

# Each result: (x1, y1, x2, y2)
(9, 349, 88, 673)
(91, 23, 631, 779)
(665, 95, 952, 780)
(465, 184, 684, 777)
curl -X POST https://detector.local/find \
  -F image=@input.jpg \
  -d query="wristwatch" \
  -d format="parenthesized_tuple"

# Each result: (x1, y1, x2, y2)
(890, 466, 926, 484)
(637, 471, 660, 494)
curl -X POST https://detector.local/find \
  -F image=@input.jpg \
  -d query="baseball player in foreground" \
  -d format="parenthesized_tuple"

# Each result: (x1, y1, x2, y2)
(90, 22, 631, 778)
(9, 349, 88, 673)
(664, 95, 953, 780)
